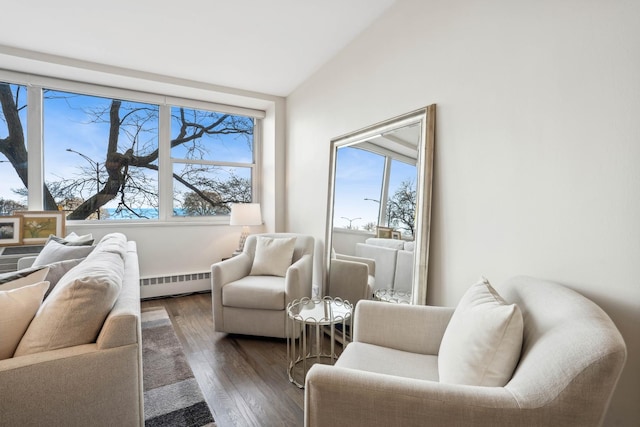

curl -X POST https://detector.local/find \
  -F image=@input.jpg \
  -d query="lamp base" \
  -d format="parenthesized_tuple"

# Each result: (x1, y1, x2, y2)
(236, 226, 250, 253)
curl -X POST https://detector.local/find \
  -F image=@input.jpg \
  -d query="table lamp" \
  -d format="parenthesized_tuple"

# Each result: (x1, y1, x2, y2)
(230, 203, 262, 254)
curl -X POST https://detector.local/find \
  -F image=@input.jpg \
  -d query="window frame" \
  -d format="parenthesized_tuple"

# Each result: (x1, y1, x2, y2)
(0, 71, 264, 225)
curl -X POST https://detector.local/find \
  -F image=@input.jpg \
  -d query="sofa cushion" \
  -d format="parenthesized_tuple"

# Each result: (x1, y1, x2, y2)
(0, 266, 50, 291)
(91, 233, 128, 258)
(336, 342, 439, 381)
(32, 240, 95, 266)
(14, 245, 125, 356)
(438, 277, 523, 387)
(250, 236, 296, 277)
(0, 281, 49, 360)
(223, 276, 285, 310)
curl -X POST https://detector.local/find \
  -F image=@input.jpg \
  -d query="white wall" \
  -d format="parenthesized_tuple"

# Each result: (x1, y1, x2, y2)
(286, 0, 640, 424)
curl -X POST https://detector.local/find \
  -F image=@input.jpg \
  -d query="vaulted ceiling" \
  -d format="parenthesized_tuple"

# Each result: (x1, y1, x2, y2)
(0, 0, 395, 96)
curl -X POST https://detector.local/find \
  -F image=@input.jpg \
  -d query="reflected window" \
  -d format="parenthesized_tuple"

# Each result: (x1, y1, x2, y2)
(387, 159, 417, 238)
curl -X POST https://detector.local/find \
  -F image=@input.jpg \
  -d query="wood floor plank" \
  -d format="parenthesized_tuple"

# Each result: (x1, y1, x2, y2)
(141, 292, 306, 427)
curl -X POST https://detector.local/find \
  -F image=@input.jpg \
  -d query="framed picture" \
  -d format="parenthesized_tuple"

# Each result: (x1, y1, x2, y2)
(14, 211, 66, 244)
(376, 226, 393, 239)
(391, 231, 402, 240)
(0, 216, 23, 246)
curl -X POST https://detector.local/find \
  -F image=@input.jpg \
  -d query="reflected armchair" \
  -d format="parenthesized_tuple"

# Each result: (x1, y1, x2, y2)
(211, 233, 314, 338)
(328, 252, 375, 304)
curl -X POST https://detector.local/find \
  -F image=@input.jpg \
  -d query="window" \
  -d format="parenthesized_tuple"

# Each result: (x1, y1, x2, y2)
(170, 106, 254, 217)
(0, 82, 28, 215)
(0, 76, 260, 222)
(44, 90, 160, 220)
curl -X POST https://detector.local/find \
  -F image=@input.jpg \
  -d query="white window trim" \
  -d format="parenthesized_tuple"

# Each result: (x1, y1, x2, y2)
(1, 71, 264, 225)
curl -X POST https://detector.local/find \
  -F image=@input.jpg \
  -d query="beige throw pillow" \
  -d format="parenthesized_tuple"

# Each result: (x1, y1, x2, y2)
(249, 236, 296, 277)
(0, 281, 49, 360)
(0, 267, 50, 291)
(14, 249, 124, 356)
(438, 277, 524, 387)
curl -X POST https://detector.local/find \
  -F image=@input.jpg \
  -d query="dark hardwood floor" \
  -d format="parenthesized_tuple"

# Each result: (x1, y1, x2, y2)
(141, 292, 306, 427)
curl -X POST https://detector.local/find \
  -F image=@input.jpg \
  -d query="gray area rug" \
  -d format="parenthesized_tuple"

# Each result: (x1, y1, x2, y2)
(142, 307, 216, 427)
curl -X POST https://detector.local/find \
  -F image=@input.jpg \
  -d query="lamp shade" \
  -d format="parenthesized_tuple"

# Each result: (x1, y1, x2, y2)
(230, 203, 262, 226)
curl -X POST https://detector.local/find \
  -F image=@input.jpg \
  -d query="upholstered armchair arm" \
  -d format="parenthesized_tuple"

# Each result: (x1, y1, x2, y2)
(353, 300, 454, 355)
(211, 254, 252, 331)
(335, 253, 375, 276)
(285, 253, 313, 303)
(329, 258, 370, 304)
(211, 253, 252, 290)
(304, 365, 519, 427)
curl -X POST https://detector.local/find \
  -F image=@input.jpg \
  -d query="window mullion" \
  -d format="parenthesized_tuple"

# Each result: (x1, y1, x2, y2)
(26, 85, 43, 211)
(158, 105, 172, 221)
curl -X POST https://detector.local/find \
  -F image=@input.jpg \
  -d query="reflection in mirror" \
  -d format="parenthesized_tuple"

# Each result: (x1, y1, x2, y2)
(326, 105, 435, 305)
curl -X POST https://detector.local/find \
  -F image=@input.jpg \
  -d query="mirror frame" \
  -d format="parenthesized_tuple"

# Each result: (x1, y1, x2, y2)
(325, 105, 435, 305)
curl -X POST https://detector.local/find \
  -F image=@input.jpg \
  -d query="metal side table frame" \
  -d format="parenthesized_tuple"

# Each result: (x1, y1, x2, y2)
(286, 296, 352, 388)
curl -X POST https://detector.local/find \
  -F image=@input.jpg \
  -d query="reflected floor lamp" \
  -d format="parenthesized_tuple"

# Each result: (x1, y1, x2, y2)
(230, 203, 262, 254)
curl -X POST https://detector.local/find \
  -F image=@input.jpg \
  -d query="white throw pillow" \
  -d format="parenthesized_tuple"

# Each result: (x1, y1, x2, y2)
(0, 281, 49, 360)
(438, 277, 524, 387)
(0, 267, 51, 291)
(32, 240, 94, 267)
(46, 232, 94, 246)
(249, 236, 296, 277)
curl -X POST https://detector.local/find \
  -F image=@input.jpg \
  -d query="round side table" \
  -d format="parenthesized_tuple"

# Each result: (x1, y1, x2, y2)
(286, 296, 353, 388)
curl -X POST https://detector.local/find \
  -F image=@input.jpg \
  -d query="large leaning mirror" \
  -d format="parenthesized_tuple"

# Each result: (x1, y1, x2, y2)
(326, 105, 435, 305)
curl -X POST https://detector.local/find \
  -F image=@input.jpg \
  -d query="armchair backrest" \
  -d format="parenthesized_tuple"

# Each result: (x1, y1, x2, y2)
(243, 233, 314, 264)
(497, 276, 626, 424)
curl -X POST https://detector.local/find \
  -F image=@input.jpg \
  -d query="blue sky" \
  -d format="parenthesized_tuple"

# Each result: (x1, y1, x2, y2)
(0, 83, 254, 210)
(333, 146, 416, 230)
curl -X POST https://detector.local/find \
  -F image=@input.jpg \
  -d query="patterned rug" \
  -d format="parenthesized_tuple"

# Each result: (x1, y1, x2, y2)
(142, 307, 216, 427)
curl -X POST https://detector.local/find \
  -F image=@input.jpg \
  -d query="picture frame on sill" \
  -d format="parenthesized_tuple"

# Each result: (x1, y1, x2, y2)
(0, 216, 22, 246)
(376, 226, 393, 239)
(13, 211, 66, 245)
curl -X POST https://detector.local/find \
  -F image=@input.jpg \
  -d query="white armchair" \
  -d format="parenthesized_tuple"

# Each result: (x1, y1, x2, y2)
(305, 276, 627, 427)
(211, 233, 314, 338)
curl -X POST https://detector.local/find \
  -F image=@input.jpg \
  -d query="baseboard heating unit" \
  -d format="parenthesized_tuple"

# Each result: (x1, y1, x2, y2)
(140, 271, 211, 299)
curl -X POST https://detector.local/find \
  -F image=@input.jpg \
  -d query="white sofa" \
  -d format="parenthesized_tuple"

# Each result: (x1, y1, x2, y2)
(305, 276, 627, 427)
(355, 238, 414, 292)
(0, 235, 143, 426)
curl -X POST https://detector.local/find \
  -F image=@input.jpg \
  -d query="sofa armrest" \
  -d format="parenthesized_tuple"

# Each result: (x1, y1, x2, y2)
(353, 300, 454, 355)
(17, 256, 36, 270)
(97, 242, 141, 349)
(305, 365, 519, 427)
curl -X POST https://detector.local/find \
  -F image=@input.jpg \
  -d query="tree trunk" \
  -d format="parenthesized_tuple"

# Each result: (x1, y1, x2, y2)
(0, 84, 57, 211)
